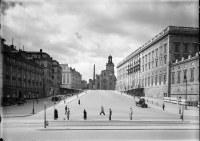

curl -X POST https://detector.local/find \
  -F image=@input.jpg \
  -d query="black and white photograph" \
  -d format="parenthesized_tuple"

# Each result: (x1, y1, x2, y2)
(0, 0, 199, 141)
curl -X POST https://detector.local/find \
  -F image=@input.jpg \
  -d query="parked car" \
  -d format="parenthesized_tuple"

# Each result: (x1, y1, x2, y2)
(17, 98, 24, 106)
(135, 98, 148, 108)
(51, 96, 60, 102)
(1, 98, 11, 106)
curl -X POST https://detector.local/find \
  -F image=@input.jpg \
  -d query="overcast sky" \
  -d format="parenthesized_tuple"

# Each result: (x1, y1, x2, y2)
(1, 0, 198, 82)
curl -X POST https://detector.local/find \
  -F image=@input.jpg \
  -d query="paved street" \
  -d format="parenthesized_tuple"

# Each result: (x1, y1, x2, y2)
(1, 90, 199, 141)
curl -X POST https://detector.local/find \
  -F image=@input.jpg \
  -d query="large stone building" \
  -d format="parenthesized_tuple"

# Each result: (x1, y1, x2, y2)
(25, 49, 61, 97)
(60, 64, 82, 94)
(95, 55, 116, 90)
(170, 54, 199, 100)
(1, 38, 44, 99)
(116, 26, 199, 100)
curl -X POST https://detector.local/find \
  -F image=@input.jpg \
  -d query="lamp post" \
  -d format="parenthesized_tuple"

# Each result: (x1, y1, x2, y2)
(179, 96, 181, 114)
(52, 82, 55, 119)
(44, 101, 47, 128)
(184, 75, 187, 110)
(32, 94, 35, 114)
(100, 74, 101, 90)
(181, 101, 184, 121)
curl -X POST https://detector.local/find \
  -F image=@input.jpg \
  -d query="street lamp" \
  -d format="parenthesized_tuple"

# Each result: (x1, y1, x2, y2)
(32, 93, 35, 114)
(184, 75, 187, 110)
(179, 96, 181, 114)
(44, 101, 48, 128)
(52, 82, 55, 119)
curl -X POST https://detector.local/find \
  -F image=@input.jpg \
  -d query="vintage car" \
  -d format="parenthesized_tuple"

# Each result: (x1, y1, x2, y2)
(135, 98, 148, 108)
(17, 98, 24, 106)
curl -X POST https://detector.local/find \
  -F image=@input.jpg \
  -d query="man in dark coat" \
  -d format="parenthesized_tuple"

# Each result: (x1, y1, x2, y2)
(83, 109, 87, 120)
(54, 109, 58, 120)
(78, 99, 80, 105)
(162, 103, 165, 110)
(109, 109, 112, 121)
(65, 105, 67, 115)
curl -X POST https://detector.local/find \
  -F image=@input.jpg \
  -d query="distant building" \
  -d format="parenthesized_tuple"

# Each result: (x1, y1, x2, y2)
(95, 55, 116, 90)
(1, 38, 44, 99)
(60, 64, 82, 94)
(89, 79, 93, 90)
(82, 80, 87, 89)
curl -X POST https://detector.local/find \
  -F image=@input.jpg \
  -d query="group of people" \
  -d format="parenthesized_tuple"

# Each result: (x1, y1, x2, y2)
(53, 99, 166, 121)
(54, 105, 134, 121)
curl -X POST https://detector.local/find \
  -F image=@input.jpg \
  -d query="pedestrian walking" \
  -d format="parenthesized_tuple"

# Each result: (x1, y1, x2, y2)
(36, 98, 38, 103)
(100, 106, 105, 115)
(162, 103, 165, 110)
(65, 105, 68, 115)
(54, 109, 58, 120)
(83, 109, 87, 120)
(67, 108, 70, 120)
(109, 109, 112, 121)
(129, 108, 133, 120)
(78, 99, 80, 105)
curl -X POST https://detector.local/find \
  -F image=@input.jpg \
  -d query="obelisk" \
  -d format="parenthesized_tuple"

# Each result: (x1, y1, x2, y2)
(93, 64, 95, 89)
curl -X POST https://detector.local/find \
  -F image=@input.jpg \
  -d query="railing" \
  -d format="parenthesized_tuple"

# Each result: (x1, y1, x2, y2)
(163, 97, 199, 106)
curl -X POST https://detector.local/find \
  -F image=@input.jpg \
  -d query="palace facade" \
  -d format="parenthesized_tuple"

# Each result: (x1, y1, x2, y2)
(116, 26, 199, 100)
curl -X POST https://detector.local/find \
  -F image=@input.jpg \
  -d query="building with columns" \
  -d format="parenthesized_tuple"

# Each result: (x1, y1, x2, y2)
(116, 26, 199, 100)
(95, 55, 116, 90)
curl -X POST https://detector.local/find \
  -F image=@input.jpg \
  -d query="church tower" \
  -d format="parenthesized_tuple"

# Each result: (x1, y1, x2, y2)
(106, 55, 114, 73)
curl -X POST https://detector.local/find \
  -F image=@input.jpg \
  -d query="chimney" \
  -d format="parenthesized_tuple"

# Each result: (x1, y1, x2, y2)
(175, 59, 178, 63)
(196, 52, 198, 56)
(40, 49, 42, 52)
(188, 55, 191, 59)
(181, 57, 184, 61)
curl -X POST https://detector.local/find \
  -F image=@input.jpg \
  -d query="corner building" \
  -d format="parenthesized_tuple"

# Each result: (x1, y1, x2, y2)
(2, 38, 44, 99)
(116, 26, 199, 99)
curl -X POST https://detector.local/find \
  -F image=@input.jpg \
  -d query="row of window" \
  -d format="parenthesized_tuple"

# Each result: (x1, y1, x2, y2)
(5, 79, 43, 88)
(142, 74, 167, 87)
(174, 42, 198, 53)
(142, 56, 167, 72)
(6, 66, 42, 81)
(29, 53, 49, 59)
(142, 43, 167, 64)
(6, 57, 43, 73)
(171, 69, 196, 84)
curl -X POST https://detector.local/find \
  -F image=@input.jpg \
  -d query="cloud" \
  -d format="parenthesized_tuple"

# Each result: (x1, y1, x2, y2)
(1, 0, 198, 81)
(1, 0, 23, 15)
